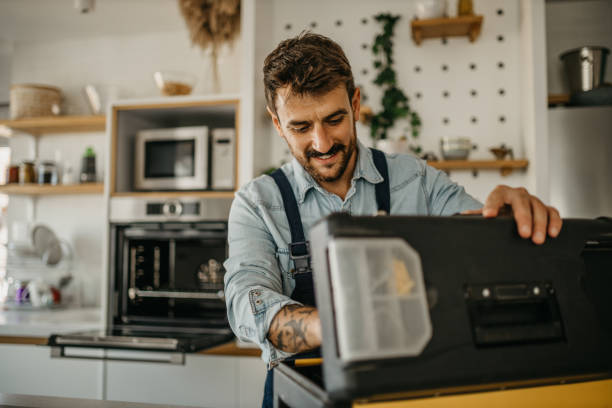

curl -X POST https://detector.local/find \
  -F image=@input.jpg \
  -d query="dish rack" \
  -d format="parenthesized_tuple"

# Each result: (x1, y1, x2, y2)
(0, 240, 76, 310)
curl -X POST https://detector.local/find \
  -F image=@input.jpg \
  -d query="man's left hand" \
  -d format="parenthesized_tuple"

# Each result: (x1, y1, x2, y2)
(461, 185, 562, 245)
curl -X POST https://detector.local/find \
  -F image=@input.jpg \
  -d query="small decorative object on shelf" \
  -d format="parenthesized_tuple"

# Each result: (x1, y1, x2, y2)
(457, 0, 474, 16)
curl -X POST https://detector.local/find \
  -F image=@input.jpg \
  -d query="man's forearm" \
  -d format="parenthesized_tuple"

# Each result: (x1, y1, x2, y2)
(267, 304, 321, 353)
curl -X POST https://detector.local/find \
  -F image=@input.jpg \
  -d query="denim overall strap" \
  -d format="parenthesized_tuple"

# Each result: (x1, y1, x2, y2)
(269, 169, 315, 307)
(370, 148, 391, 214)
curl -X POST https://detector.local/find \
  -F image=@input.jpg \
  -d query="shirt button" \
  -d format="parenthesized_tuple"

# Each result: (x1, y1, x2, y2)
(254, 290, 261, 296)
(255, 299, 262, 305)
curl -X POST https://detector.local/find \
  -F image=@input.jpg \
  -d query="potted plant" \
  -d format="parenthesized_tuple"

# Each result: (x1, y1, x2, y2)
(369, 13, 422, 155)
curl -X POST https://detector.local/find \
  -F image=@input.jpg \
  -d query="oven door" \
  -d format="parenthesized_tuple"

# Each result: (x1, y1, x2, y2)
(47, 326, 235, 364)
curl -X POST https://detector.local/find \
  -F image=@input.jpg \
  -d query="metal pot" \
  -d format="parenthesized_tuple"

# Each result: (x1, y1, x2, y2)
(440, 137, 477, 160)
(560, 46, 610, 93)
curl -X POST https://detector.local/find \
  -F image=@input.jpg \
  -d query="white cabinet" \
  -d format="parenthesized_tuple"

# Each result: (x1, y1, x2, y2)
(104, 351, 266, 408)
(0, 344, 103, 399)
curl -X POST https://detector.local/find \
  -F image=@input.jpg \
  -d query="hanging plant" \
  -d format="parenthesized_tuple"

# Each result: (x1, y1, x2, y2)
(370, 13, 422, 153)
(178, 0, 241, 92)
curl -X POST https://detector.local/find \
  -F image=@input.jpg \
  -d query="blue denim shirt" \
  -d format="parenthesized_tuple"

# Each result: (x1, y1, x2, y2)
(223, 140, 482, 366)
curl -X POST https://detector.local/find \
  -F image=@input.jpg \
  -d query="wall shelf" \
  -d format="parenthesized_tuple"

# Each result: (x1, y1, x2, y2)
(548, 94, 570, 107)
(411, 15, 484, 45)
(0, 183, 104, 195)
(428, 159, 529, 177)
(0, 115, 106, 136)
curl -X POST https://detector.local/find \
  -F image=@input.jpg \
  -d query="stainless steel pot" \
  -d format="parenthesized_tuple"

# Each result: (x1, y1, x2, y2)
(440, 137, 477, 160)
(560, 46, 610, 93)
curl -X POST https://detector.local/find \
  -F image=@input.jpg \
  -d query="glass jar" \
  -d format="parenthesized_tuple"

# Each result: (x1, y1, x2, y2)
(37, 161, 59, 185)
(19, 160, 35, 184)
(6, 164, 19, 184)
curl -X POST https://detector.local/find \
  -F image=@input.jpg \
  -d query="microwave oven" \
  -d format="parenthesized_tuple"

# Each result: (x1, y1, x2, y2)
(134, 126, 209, 191)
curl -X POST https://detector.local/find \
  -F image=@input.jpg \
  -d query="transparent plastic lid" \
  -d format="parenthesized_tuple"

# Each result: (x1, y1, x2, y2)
(327, 238, 432, 363)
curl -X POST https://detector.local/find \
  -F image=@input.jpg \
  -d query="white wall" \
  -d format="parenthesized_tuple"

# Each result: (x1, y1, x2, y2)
(546, 0, 612, 95)
(4, 3, 241, 306)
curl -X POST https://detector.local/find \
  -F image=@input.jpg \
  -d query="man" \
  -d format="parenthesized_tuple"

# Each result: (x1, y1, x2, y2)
(223, 32, 562, 407)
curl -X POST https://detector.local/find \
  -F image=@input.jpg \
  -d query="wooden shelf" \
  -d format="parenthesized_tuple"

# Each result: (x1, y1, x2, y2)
(0, 115, 106, 136)
(548, 94, 570, 107)
(411, 15, 483, 45)
(0, 183, 104, 195)
(111, 191, 235, 199)
(428, 159, 529, 176)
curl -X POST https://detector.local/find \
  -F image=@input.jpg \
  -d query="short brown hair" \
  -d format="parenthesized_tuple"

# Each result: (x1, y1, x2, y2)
(263, 32, 356, 115)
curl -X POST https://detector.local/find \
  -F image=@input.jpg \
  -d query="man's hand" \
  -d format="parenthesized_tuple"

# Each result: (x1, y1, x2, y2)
(268, 305, 321, 353)
(462, 185, 562, 245)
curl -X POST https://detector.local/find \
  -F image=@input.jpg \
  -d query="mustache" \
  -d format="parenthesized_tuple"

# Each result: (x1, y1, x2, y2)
(306, 143, 345, 159)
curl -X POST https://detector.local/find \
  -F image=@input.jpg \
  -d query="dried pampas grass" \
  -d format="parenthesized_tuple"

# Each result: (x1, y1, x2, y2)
(179, 0, 240, 51)
(178, 0, 241, 93)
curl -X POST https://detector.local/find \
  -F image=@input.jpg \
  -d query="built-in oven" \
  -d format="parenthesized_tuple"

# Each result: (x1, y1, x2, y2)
(48, 198, 235, 362)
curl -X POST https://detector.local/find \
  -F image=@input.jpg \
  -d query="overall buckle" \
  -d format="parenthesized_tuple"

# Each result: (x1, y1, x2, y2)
(288, 241, 311, 275)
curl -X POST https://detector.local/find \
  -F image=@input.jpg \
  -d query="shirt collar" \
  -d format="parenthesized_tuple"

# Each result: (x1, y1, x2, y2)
(291, 138, 384, 204)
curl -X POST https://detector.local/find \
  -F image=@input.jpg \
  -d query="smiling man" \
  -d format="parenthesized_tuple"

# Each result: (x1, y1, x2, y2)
(223, 32, 562, 407)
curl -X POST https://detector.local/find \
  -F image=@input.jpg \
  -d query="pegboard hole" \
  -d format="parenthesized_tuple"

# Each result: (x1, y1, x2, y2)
(284, 23, 292, 31)
(498, 89, 506, 96)
(361, 43, 368, 50)
(361, 68, 368, 75)
(335, 20, 343, 27)
(414, 66, 421, 73)
(443, 117, 450, 125)
(499, 115, 506, 123)
(361, 17, 368, 25)
(470, 90, 478, 97)
(471, 116, 478, 124)
(310, 22, 317, 28)
(442, 64, 448, 72)
(443, 91, 450, 98)
(469, 63, 477, 71)
(498, 61, 505, 69)
(497, 9, 504, 16)
(415, 92, 422, 99)
(497, 35, 504, 42)
(441, 37, 448, 45)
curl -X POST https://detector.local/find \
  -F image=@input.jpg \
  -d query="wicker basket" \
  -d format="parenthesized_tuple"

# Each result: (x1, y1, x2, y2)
(10, 84, 62, 119)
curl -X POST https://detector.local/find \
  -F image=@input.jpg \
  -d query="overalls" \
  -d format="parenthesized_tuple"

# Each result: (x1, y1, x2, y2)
(261, 148, 390, 408)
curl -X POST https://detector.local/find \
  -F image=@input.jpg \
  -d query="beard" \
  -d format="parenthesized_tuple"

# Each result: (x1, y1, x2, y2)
(284, 124, 357, 184)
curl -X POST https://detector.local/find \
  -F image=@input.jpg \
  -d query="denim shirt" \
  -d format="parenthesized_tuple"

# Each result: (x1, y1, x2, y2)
(223, 140, 482, 366)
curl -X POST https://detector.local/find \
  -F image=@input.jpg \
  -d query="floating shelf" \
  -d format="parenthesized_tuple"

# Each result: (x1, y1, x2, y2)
(111, 191, 235, 199)
(411, 15, 484, 45)
(548, 94, 570, 107)
(0, 183, 104, 195)
(0, 115, 106, 136)
(428, 159, 529, 177)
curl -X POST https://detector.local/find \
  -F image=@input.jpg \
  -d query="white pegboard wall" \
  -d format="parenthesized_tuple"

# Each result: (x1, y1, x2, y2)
(265, 0, 528, 199)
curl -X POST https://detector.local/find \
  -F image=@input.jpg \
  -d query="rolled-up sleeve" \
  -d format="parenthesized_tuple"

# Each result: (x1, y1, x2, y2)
(223, 190, 301, 365)
(423, 162, 483, 215)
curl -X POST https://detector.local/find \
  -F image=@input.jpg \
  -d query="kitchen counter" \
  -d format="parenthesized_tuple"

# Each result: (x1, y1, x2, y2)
(0, 393, 196, 408)
(0, 307, 103, 337)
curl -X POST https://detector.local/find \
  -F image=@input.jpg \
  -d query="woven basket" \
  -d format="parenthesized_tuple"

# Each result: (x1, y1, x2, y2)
(10, 84, 62, 119)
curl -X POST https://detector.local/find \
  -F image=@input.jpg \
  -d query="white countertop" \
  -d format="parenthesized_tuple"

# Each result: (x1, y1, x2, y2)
(0, 307, 103, 337)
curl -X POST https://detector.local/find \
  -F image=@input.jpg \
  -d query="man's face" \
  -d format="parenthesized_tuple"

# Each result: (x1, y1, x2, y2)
(269, 85, 361, 184)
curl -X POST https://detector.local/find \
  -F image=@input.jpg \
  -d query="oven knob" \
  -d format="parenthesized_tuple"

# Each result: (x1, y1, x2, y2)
(162, 200, 183, 217)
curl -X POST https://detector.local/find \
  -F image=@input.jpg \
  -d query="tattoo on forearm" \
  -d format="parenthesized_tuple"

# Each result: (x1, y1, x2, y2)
(269, 305, 317, 353)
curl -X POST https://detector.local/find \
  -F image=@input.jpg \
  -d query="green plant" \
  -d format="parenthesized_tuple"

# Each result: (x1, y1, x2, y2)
(370, 13, 422, 153)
